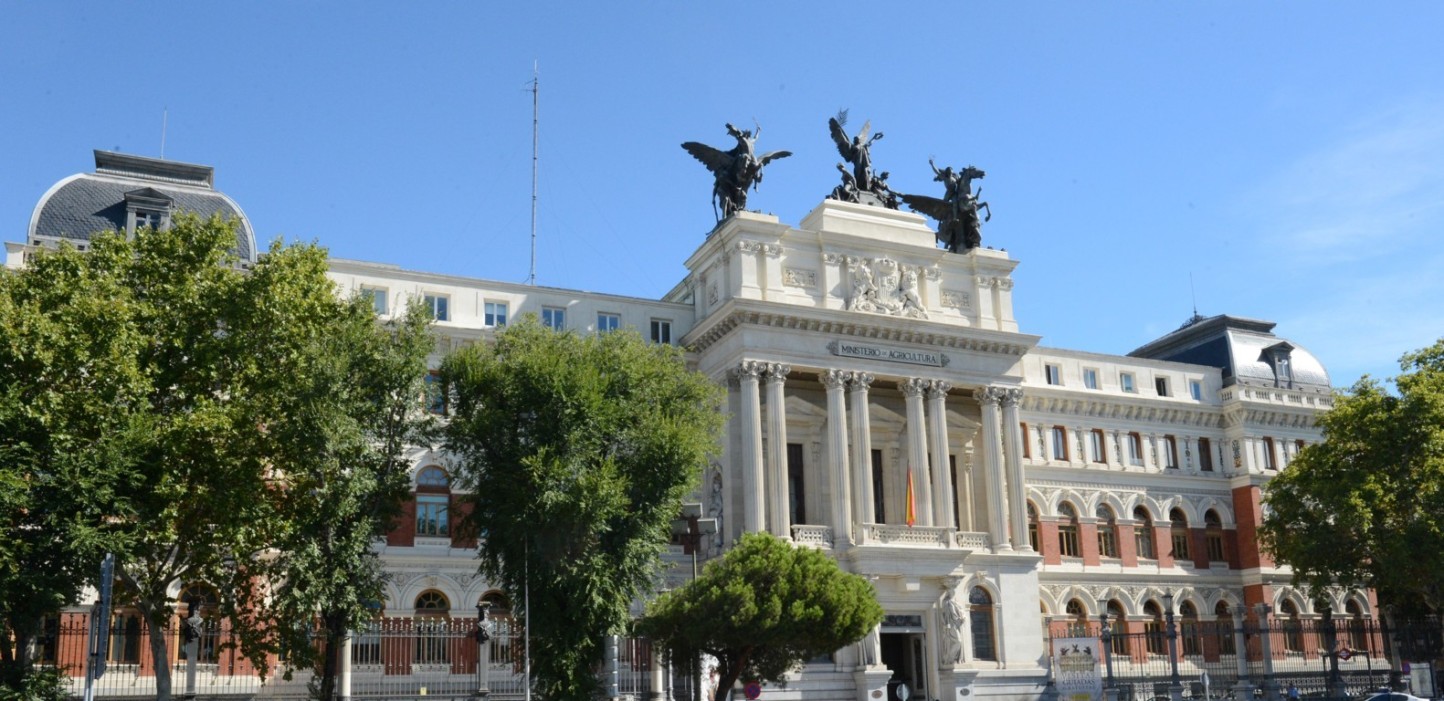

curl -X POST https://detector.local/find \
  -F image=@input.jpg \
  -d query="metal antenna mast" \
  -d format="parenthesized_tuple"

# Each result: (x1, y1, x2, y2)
(528, 62, 539, 286)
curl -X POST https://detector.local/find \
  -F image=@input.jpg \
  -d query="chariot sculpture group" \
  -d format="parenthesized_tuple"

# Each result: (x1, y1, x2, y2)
(682, 111, 992, 253)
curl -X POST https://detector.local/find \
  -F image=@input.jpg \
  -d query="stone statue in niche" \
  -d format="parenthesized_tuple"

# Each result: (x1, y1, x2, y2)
(845, 257, 928, 319)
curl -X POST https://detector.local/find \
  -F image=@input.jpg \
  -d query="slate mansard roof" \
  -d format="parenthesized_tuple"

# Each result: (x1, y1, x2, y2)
(1129, 314, 1331, 393)
(28, 150, 257, 263)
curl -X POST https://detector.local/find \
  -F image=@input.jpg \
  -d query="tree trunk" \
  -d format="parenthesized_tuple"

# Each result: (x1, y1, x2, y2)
(714, 651, 749, 701)
(143, 605, 173, 701)
(315, 612, 344, 701)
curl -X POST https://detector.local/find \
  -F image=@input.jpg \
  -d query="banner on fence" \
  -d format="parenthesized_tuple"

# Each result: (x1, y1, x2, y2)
(1052, 637, 1103, 701)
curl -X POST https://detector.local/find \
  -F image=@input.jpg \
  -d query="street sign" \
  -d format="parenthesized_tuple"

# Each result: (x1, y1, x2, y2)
(744, 681, 762, 700)
(1338, 648, 1353, 661)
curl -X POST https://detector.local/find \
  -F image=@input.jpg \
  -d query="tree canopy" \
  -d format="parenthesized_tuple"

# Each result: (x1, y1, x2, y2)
(441, 318, 723, 701)
(1261, 338, 1444, 616)
(0, 214, 433, 700)
(639, 532, 884, 701)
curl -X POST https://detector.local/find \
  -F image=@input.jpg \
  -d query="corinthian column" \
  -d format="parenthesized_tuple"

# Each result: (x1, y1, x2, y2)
(901, 378, 933, 526)
(848, 373, 876, 525)
(734, 361, 766, 534)
(764, 363, 792, 539)
(1000, 388, 1030, 551)
(821, 369, 852, 547)
(972, 386, 1011, 550)
(926, 381, 955, 529)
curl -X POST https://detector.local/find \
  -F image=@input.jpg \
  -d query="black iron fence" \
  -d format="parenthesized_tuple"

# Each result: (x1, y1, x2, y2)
(1050, 614, 1443, 701)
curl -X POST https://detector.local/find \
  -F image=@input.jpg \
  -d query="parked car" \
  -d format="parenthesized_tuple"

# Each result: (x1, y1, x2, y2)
(1362, 692, 1429, 701)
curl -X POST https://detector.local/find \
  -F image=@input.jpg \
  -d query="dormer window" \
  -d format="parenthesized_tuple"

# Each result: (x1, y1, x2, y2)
(1263, 342, 1296, 389)
(123, 187, 174, 236)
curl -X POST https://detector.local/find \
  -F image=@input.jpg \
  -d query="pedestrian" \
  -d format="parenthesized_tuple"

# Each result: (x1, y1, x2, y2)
(1287, 683, 1300, 701)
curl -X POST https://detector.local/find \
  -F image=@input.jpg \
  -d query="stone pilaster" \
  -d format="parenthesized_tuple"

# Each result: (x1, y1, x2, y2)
(733, 361, 766, 534)
(973, 386, 1011, 550)
(764, 363, 792, 538)
(1001, 388, 1030, 551)
(821, 369, 852, 547)
(849, 373, 876, 524)
(925, 381, 955, 529)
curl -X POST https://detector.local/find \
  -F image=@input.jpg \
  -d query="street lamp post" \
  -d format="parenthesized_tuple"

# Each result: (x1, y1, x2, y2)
(1100, 613, 1116, 691)
(671, 503, 718, 701)
(474, 602, 492, 700)
(1163, 591, 1184, 701)
(182, 597, 202, 701)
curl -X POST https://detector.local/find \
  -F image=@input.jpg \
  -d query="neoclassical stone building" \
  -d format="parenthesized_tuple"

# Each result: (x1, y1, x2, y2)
(11, 153, 1364, 701)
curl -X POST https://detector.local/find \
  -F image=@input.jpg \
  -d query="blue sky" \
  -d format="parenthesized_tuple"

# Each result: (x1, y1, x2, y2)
(4, 2, 1442, 388)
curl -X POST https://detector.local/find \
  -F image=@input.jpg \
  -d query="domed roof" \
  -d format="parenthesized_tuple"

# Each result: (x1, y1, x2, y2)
(28, 150, 257, 263)
(1128, 314, 1331, 393)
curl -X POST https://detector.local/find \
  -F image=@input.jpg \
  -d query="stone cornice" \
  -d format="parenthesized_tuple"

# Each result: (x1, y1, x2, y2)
(1020, 393, 1223, 429)
(684, 299, 1040, 358)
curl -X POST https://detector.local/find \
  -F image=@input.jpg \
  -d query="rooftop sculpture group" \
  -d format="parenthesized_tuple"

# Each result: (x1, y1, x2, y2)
(681, 113, 991, 252)
(682, 122, 792, 222)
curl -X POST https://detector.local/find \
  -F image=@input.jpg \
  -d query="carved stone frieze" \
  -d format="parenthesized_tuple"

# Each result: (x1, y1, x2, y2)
(736, 240, 761, 254)
(940, 289, 970, 310)
(761, 243, 783, 258)
(783, 267, 817, 288)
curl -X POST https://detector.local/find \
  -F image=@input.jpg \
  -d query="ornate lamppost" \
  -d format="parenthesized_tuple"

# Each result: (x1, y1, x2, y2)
(474, 601, 493, 700)
(1163, 591, 1183, 701)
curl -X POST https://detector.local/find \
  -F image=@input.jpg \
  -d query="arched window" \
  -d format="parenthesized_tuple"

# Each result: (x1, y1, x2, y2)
(1204, 510, 1225, 562)
(415, 590, 451, 665)
(1134, 507, 1156, 559)
(1279, 600, 1302, 653)
(1096, 505, 1118, 559)
(1027, 502, 1040, 553)
(1107, 601, 1129, 656)
(1066, 599, 1089, 637)
(1169, 509, 1191, 561)
(1215, 601, 1236, 655)
(1344, 600, 1368, 653)
(416, 467, 451, 538)
(970, 587, 996, 661)
(1179, 601, 1201, 656)
(1057, 503, 1081, 558)
(1144, 601, 1166, 655)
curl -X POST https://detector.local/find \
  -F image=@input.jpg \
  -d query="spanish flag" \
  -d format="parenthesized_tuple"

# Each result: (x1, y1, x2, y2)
(905, 469, 917, 527)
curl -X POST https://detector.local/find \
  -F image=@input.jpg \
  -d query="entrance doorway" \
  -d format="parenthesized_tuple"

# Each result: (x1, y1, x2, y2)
(881, 632, 929, 701)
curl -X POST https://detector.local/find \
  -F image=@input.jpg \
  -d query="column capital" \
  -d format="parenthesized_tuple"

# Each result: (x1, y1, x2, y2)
(819, 369, 850, 390)
(925, 380, 952, 400)
(764, 363, 791, 383)
(901, 377, 929, 398)
(732, 360, 765, 381)
(1001, 387, 1023, 408)
(972, 385, 1007, 406)
(848, 372, 875, 391)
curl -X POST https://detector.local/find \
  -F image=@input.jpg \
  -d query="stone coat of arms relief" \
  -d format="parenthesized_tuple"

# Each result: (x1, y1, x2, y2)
(845, 256, 928, 319)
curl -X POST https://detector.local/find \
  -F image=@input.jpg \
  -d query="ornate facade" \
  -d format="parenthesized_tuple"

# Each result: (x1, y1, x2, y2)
(11, 155, 1361, 701)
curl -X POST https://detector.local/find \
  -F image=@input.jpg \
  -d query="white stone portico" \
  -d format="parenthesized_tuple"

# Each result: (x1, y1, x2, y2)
(666, 201, 1049, 701)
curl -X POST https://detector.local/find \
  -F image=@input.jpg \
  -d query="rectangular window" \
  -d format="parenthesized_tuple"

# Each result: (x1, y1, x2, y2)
(1164, 436, 1178, 469)
(1019, 423, 1031, 459)
(1098, 523, 1118, 559)
(650, 319, 672, 344)
(416, 494, 449, 536)
(1171, 528, 1191, 561)
(949, 455, 960, 529)
(1155, 376, 1170, 397)
(1089, 429, 1106, 463)
(1207, 531, 1225, 562)
(109, 613, 143, 664)
(597, 312, 620, 332)
(423, 294, 449, 321)
(871, 449, 886, 524)
(1263, 437, 1277, 470)
(1045, 364, 1062, 386)
(1120, 373, 1136, 393)
(1190, 380, 1203, 401)
(1198, 438, 1214, 471)
(1083, 368, 1099, 390)
(1127, 432, 1144, 466)
(1051, 426, 1068, 461)
(1058, 522, 1081, 558)
(542, 306, 566, 330)
(424, 372, 447, 415)
(484, 301, 508, 327)
(787, 443, 806, 526)
(361, 286, 388, 315)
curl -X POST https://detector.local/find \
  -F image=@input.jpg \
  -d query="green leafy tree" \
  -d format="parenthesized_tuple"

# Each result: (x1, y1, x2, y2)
(260, 298, 434, 701)
(441, 318, 723, 701)
(639, 532, 884, 701)
(0, 214, 406, 700)
(1261, 338, 1444, 616)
